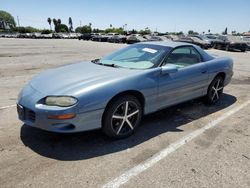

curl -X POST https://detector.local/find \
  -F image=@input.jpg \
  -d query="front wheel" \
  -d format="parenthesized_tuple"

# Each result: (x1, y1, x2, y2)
(205, 76, 224, 104)
(102, 95, 142, 139)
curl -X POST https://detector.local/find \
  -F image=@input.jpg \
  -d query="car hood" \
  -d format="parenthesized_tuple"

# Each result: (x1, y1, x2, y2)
(29, 61, 141, 96)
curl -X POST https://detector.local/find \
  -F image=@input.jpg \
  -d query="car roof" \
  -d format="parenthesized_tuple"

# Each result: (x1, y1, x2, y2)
(139, 41, 214, 62)
(140, 41, 195, 48)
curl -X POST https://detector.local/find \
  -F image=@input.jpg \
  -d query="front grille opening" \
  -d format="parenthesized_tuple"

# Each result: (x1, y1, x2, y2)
(24, 108, 36, 122)
(27, 110, 36, 121)
(52, 123, 75, 131)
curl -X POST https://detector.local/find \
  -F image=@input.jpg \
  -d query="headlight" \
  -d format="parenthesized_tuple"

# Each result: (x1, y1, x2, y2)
(45, 96, 78, 107)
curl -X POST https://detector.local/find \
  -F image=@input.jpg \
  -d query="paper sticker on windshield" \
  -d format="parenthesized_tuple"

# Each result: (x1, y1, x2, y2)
(142, 48, 157, 54)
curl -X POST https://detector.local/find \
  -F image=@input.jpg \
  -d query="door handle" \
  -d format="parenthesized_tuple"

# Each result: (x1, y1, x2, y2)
(201, 70, 207, 74)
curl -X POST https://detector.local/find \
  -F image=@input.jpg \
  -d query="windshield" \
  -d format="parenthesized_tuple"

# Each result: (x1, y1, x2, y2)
(99, 44, 171, 69)
(243, 37, 250, 42)
(227, 35, 242, 42)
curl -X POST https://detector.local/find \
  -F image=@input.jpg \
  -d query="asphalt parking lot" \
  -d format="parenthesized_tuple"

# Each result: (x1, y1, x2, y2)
(0, 39, 250, 188)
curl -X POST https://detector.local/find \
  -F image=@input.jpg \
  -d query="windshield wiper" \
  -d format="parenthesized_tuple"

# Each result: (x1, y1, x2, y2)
(91, 59, 100, 63)
(91, 59, 120, 68)
(102, 63, 120, 68)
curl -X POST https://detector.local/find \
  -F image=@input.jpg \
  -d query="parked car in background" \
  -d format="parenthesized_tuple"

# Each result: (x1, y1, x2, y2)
(242, 37, 250, 50)
(107, 34, 127, 43)
(0, 33, 18, 38)
(205, 34, 219, 40)
(68, 33, 78, 39)
(31, 32, 42, 39)
(78, 33, 93, 40)
(92, 33, 110, 42)
(0, 33, 5, 37)
(61, 33, 70, 39)
(165, 35, 180, 41)
(143, 35, 152, 41)
(177, 36, 211, 49)
(41, 33, 53, 39)
(17, 41, 233, 139)
(52, 33, 63, 39)
(17, 33, 32, 38)
(143, 35, 169, 41)
(126, 34, 147, 44)
(150, 35, 170, 41)
(213, 35, 248, 52)
(193, 35, 222, 48)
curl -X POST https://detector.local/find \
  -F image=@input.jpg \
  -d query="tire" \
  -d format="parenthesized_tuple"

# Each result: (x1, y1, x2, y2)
(241, 49, 246, 52)
(205, 76, 224, 104)
(102, 95, 142, 139)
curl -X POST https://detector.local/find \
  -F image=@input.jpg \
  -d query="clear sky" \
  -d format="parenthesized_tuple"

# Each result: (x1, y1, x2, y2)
(1, 0, 250, 34)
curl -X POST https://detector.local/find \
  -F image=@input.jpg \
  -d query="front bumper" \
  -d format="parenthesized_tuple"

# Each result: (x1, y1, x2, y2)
(17, 102, 104, 133)
(17, 84, 104, 133)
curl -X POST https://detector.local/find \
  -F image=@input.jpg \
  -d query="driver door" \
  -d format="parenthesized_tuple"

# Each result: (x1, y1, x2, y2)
(157, 46, 209, 109)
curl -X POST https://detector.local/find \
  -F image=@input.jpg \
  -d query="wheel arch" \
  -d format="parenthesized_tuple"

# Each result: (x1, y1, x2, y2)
(214, 72, 226, 81)
(207, 72, 226, 93)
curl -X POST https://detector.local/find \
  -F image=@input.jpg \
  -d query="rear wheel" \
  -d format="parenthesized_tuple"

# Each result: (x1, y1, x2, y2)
(205, 76, 224, 104)
(102, 95, 142, 139)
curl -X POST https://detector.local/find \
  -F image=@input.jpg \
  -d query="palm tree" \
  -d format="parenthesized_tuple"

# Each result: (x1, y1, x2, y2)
(224, 27, 228, 35)
(53, 18, 58, 32)
(57, 19, 61, 25)
(47, 17, 52, 30)
(68, 17, 73, 32)
(89, 22, 92, 27)
(110, 24, 112, 28)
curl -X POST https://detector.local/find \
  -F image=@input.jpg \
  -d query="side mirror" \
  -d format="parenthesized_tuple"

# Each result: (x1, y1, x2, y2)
(161, 64, 178, 75)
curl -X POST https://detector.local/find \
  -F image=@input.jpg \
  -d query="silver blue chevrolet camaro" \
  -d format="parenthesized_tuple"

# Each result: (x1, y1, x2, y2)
(17, 41, 233, 138)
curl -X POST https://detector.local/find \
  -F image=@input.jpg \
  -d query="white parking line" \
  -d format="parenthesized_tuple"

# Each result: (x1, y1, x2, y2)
(102, 100, 250, 188)
(0, 104, 16, 110)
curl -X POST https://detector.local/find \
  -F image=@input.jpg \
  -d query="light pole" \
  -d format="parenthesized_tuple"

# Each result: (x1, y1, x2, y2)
(17, 16, 20, 27)
(124, 24, 127, 34)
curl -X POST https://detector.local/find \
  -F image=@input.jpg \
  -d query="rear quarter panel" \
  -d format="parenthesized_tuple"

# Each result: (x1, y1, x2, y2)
(205, 57, 233, 86)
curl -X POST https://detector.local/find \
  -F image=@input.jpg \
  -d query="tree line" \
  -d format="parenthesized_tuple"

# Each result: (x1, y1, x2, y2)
(0, 10, 249, 36)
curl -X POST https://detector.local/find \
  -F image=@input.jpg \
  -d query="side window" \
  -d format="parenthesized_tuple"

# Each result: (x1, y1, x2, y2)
(163, 47, 202, 68)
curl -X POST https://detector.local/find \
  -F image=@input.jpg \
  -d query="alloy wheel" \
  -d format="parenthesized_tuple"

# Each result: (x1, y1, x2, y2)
(210, 78, 224, 103)
(111, 101, 140, 135)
